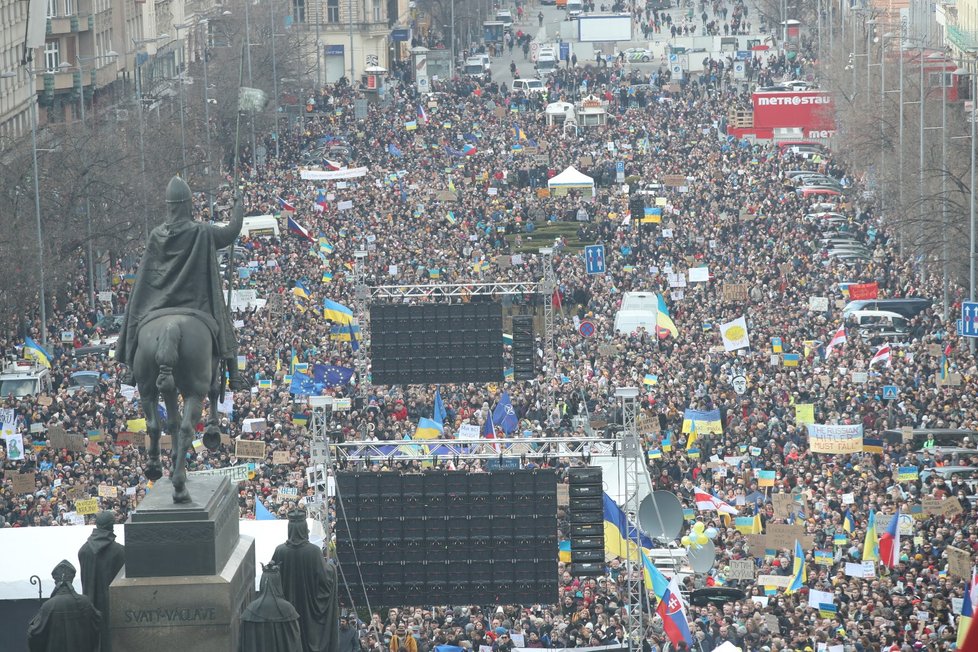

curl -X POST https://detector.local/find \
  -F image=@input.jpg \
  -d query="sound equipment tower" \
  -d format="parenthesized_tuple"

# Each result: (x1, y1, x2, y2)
(511, 315, 535, 380)
(567, 467, 604, 577)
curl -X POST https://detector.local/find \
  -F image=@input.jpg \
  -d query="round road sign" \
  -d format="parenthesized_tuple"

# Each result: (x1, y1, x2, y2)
(578, 320, 596, 337)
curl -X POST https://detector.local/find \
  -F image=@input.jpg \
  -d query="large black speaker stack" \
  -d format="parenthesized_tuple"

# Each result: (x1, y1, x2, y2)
(370, 303, 504, 385)
(567, 466, 605, 577)
(336, 471, 558, 607)
(511, 315, 535, 380)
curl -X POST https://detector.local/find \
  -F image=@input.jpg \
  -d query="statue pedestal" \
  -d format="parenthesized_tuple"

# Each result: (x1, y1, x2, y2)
(109, 476, 255, 651)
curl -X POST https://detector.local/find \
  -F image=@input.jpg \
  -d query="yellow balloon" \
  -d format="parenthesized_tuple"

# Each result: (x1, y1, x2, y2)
(681, 536, 692, 547)
(692, 522, 705, 534)
(696, 533, 709, 545)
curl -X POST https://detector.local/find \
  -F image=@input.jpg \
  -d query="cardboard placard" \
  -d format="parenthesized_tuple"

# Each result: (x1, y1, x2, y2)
(116, 431, 134, 445)
(86, 442, 101, 455)
(945, 496, 964, 516)
(766, 523, 814, 550)
(9, 472, 36, 495)
(235, 439, 266, 460)
(662, 174, 686, 187)
(744, 534, 768, 557)
(144, 434, 173, 450)
(936, 372, 963, 386)
(948, 546, 971, 579)
(75, 498, 99, 515)
(772, 494, 799, 519)
(66, 486, 87, 500)
(272, 451, 290, 465)
(901, 426, 914, 442)
(756, 574, 792, 588)
(722, 283, 749, 302)
(928, 343, 943, 357)
(728, 559, 755, 580)
(557, 483, 569, 507)
(97, 485, 117, 499)
(763, 614, 780, 634)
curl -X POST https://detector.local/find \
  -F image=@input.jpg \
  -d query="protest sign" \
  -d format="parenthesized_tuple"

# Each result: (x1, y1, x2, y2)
(766, 524, 814, 550)
(794, 404, 815, 425)
(948, 546, 971, 578)
(557, 483, 569, 507)
(235, 439, 266, 460)
(75, 498, 99, 515)
(728, 559, 755, 580)
(9, 472, 36, 495)
(756, 575, 791, 588)
(722, 283, 749, 302)
(272, 451, 290, 465)
(98, 485, 117, 499)
(144, 434, 173, 449)
(844, 562, 875, 578)
(806, 424, 863, 454)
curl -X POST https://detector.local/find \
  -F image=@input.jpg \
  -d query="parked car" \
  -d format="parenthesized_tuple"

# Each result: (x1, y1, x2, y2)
(842, 298, 933, 319)
(919, 466, 978, 490)
(622, 47, 654, 62)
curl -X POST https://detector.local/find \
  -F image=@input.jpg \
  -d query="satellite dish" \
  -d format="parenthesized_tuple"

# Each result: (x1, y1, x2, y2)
(638, 491, 684, 540)
(689, 587, 747, 607)
(686, 539, 716, 573)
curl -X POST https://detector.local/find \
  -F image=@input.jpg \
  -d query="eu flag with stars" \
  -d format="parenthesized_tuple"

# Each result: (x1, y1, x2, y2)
(313, 364, 355, 387)
(288, 371, 317, 396)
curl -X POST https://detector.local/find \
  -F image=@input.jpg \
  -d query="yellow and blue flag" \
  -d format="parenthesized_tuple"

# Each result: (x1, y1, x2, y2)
(23, 337, 51, 368)
(685, 419, 698, 451)
(513, 122, 527, 141)
(843, 509, 855, 534)
(414, 417, 443, 440)
(862, 510, 879, 562)
(639, 547, 670, 599)
(323, 299, 354, 324)
(785, 539, 807, 595)
(655, 293, 679, 339)
(433, 388, 447, 426)
(643, 374, 658, 386)
(603, 492, 655, 561)
(771, 337, 783, 353)
(681, 409, 722, 435)
(558, 540, 571, 563)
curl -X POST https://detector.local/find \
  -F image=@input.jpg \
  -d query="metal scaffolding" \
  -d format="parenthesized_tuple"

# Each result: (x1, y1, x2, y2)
(352, 250, 370, 398)
(539, 247, 557, 401)
(331, 436, 618, 463)
(366, 281, 540, 300)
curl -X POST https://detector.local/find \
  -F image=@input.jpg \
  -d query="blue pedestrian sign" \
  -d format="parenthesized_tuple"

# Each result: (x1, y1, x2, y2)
(882, 385, 899, 400)
(584, 245, 606, 275)
(962, 302, 978, 337)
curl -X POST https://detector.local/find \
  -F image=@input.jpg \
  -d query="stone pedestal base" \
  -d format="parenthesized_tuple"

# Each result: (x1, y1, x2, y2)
(109, 534, 255, 651)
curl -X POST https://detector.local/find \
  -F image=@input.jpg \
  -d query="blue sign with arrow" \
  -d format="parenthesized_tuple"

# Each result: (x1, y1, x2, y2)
(962, 302, 978, 337)
(584, 244, 606, 275)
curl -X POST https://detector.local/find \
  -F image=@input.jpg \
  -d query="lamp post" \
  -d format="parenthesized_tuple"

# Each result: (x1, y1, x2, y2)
(3, 68, 50, 345)
(133, 34, 170, 237)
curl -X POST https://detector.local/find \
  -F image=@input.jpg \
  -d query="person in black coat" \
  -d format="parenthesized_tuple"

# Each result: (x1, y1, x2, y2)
(78, 510, 124, 651)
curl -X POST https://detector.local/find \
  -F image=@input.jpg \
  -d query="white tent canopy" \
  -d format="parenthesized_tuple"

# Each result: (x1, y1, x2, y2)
(547, 166, 595, 197)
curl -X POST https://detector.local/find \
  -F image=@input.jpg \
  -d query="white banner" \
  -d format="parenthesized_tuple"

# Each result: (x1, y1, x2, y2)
(299, 167, 369, 181)
(188, 464, 254, 482)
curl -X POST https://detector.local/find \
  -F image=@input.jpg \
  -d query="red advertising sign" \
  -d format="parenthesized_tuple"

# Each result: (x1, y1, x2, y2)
(847, 282, 879, 300)
(751, 91, 836, 134)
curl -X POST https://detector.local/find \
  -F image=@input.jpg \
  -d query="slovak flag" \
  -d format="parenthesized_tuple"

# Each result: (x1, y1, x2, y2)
(879, 509, 901, 568)
(694, 486, 739, 515)
(417, 104, 428, 125)
(656, 577, 693, 647)
(869, 343, 892, 368)
(825, 324, 846, 358)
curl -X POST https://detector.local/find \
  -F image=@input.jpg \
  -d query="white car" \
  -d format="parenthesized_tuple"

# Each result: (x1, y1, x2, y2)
(511, 78, 546, 94)
(622, 48, 654, 62)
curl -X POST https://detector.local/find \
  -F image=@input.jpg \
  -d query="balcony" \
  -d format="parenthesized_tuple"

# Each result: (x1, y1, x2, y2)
(34, 60, 117, 93)
(48, 13, 93, 35)
(318, 18, 390, 37)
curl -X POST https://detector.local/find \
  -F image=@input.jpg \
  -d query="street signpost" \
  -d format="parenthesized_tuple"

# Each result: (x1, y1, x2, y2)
(584, 244, 606, 275)
(578, 320, 595, 337)
(616, 161, 625, 183)
(961, 302, 978, 337)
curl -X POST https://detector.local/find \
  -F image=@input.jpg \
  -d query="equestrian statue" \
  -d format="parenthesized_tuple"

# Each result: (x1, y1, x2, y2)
(115, 176, 249, 503)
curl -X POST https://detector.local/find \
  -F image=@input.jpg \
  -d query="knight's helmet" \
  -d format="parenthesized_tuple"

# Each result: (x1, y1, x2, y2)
(165, 175, 193, 222)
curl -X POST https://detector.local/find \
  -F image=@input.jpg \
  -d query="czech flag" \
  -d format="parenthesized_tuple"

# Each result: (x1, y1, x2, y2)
(417, 104, 428, 125)
(656, 577, 693, 647)
(276, 196, 295, 212)
(879, 509, 901, 569)
(287, 216, 315, 242)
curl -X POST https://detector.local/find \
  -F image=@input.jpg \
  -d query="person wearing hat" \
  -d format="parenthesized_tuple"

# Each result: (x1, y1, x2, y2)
(77, 511, 124, 651)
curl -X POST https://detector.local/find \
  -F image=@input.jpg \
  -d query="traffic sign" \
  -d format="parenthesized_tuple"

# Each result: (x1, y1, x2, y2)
(962, 302, 978, 337)
(616, 161, 625, 183)
(584, 244, 606, 275)
(882, 385, 899, 400)
(578, 320, 596, 337)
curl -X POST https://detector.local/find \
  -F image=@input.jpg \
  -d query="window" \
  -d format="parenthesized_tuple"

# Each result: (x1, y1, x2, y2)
(44, 40, 60, 71)
(63, 0, 73, 16)
(373, 0, 382, 22)
(292, 0, 305, 23)
(327, 0, 339, 22)
(46, 0, 57, 18)
(929, 71, 953, 88)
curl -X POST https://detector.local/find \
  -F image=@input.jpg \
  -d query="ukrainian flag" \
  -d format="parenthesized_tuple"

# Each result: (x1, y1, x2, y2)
(685, 420, 698, 451)
(862, 510, 879, 562)
(862, 438, 883, 454)
(771, 337, 783, 353)
(784, 540, 807, 595)
(323, 299, 354, 324)
(322, 271, 333, 283)
(603, 492, 654, 561)
(292, 413, 308, 427)
(330, 323, 361, 341)
(414, 417, 443, 440)
(558, 540, 571, 563)
(23, 337, 51, 368)
(258, 379, 273, 389)
(639, 547, 670, 599)
(843, 509, 855, 534)
(655, 294, 679, 339)
(513, 123, 527, 141)
(681, 409, 723, 435)
(643, 374, 658, 386)
(429, 268, 441, 279)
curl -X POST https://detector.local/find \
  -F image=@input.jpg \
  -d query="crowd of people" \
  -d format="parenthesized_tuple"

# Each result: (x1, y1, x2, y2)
(1, 0, 977, 648)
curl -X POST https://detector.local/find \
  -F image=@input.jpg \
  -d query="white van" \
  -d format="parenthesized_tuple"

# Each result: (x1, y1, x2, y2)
(240, 215, 280, 237)
(614, 292, 659, 335)
(535, 52, 559, 73)
(511, 78, 546, 93)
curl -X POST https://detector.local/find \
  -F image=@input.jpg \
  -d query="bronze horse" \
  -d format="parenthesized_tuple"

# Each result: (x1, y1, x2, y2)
(117, 176, 244, 503)
(133, 311, 225, 503)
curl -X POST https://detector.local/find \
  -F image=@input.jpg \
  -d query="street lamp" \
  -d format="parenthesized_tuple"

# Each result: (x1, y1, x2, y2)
(133, 34, 169, 237)
(3, 68, 49, 345)
(953, 62, 978, 352)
